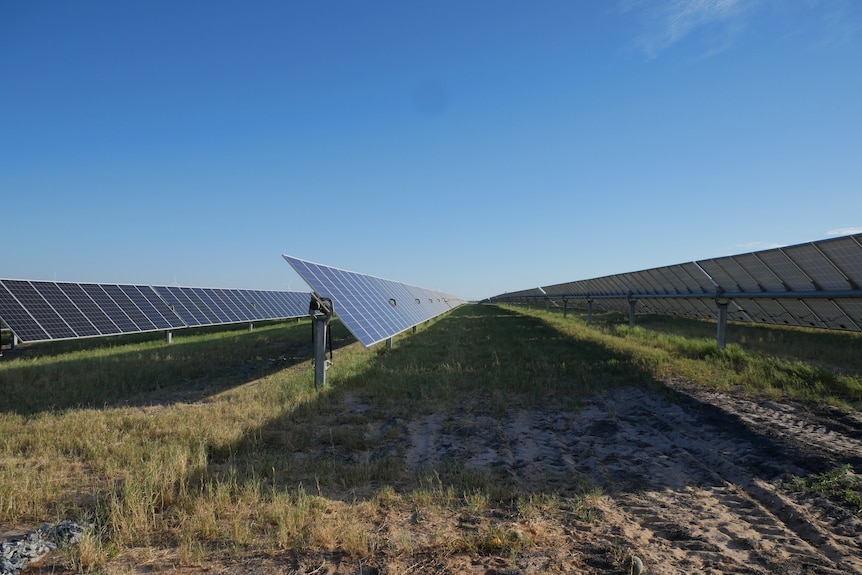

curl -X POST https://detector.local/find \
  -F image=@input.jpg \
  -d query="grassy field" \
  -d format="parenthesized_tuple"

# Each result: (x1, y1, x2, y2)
(1, 304, 860, 573)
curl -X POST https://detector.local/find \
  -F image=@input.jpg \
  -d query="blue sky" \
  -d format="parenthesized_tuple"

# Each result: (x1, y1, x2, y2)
(2, 1, 860, 301)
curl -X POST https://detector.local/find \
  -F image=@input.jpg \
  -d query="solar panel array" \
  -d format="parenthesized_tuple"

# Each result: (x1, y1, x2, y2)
(489, 233, 862, 332)
(0, 279, 310, 344)
(284, 255, 466, 347)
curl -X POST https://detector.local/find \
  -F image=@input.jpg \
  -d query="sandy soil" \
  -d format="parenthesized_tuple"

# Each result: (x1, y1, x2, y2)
(223, 382, 862, 574)
(21, 381, 862, 574)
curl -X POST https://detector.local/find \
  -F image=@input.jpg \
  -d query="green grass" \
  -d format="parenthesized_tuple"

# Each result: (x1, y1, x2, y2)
(508, 303, 862, 408)
(785, 465, 862, 515)
(1, 303, 860, 571)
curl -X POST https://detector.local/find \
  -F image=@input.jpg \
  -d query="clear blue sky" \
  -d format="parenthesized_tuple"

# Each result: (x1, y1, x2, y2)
(2, 1, 860, 301)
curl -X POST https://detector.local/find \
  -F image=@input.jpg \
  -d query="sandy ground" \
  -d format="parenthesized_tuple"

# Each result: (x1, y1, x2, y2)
(20, 381, 862, 574)
(376, 383, 859, 574)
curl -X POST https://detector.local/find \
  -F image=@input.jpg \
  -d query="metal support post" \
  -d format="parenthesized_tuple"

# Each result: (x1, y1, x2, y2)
(386, 337, 393, 350)
(12, 334, 18, 350)
(248, 322, 254, 332)
(545, 298, 550, 313)
(165, 331, 173, 344)
(563, 299, 568, 318)
(412, 325, 417, 334)
(628, 298, 637, 329)
(587, 299, 593, 325)
(309, 294, 333, 389)
(716, 299, 729, 350)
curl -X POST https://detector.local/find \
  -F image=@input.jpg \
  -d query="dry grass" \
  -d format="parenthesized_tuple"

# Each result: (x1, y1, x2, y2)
(1, 304, 860, 573)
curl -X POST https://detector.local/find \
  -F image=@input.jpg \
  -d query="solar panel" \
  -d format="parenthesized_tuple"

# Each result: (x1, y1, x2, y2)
(57, 283, 123, 335)
(240, 290, 278, 320)
(817, 235, 862, 288)
(0, 277, 311, 346)
(284, 255, 464, 348)
(32, 282, 100, 338)
(209, 289, 246, 322)
(0, 281, 51, 342)
(2, 280, 77, 340)
(79, 284, 140, 333)
(756, 249, 816, 291)
(710, 257, 762, 293)
(152, 286, 201, 327)
(832, 299, 862, 330)
(783, 243, 852, 291)
(696, 260, 743, 293)
(126, 285, 186, 329)
(101, 284, 158, 332)
(732, 253, 786, 292)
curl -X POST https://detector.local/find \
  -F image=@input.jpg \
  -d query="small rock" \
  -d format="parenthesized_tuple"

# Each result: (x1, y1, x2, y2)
(622, 554, 644, 575)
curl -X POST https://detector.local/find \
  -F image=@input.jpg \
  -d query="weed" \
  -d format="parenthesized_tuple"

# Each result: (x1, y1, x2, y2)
(785, 464, 862, 514)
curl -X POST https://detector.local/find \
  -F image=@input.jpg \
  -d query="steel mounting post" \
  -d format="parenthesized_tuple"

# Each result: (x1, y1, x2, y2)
(309, 294, 334, 389)
(716, 293, 729, 350)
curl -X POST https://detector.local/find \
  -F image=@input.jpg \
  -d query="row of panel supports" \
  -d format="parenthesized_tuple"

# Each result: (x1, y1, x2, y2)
(548, 297, 731, 350)
(163, 322, 256, 345)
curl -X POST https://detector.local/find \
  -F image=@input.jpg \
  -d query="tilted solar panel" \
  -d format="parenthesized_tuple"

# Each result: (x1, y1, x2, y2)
(0, 278, 311, 344)
(489, 233, 862, 338)
(33, 282, 101, 337)
(57, 283, 123, 335)
(0, 281, 51, 342)
(2, 280, 77, 340)
(283, 255, 465, 348)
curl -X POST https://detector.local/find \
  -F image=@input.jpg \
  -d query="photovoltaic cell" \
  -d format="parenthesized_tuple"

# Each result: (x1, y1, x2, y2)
(31, 282, 99, 337)
(0, 277, 310, 345)
(210, 289, 251, 321)
(2, 280, 76, 339)
(191, 288, 230, 323)
(0, 281, 51, 342)
(493, 233, 862, 335)
(118, 285, 177, 330)
(817, 235, 862, 288)
(732, 253, 786, 292)
(783, 244, 850, 291)
(56, 283, 121, 335)
(832, 299, 862, 330)
(756, 250, 815, 291)
(152, 286, 201, 327)
(80, 284, 139, 333)
(284, 255, 464, 348)
(711, 257, 762, 293)
(240, 290, 276, 320)
(131, 286, 187, 329)
(101, 284, 158, 332)
(697, 260, 743, 293)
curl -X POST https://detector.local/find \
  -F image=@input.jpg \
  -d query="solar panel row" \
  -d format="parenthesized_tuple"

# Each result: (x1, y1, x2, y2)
(283, 255, 466, 347)
(492, 233, 862, 332)
(0, 279, 309, 343)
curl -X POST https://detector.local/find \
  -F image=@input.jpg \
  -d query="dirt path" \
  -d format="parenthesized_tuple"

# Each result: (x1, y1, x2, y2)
(395, 384, 862, 574)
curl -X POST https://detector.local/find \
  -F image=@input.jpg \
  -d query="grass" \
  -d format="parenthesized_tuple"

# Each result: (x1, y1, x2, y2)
(510, 303, 862, 409)
(784, 465, 862, 515)
(0, 303, 860, 572)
